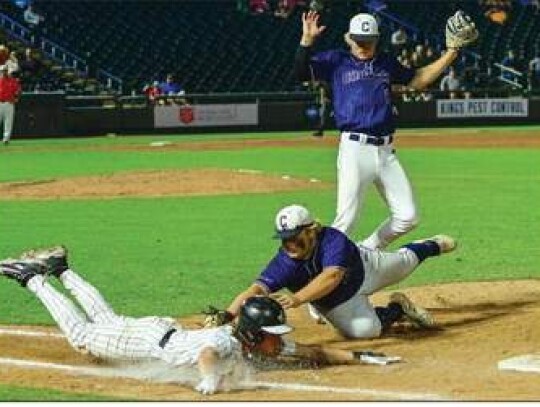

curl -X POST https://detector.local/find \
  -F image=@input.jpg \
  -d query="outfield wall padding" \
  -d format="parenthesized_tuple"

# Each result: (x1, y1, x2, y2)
(11, 95, 540, 138)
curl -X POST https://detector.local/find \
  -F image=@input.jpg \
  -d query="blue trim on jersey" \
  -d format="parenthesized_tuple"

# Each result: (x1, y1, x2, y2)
(309, 50, 415, 135)
(256, 227, 365, 311)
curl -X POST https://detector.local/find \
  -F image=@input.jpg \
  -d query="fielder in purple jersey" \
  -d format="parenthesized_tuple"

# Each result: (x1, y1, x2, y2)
(226, 204, 458, 339)
(294, 11, 478, 251)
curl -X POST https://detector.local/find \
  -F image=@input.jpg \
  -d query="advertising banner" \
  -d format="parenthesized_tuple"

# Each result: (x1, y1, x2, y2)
(436, 98, 528, 118)
(154, 103, 259, 127)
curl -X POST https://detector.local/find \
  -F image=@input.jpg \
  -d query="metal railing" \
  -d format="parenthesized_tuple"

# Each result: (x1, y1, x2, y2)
(493, 63, 525, 88)
(0, 11, 123, 93)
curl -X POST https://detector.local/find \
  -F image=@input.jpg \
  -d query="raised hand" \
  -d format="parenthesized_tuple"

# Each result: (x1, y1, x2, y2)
(301, 11, 326, 46)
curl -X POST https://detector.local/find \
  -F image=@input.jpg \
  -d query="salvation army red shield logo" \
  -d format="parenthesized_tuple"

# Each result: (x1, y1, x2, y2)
(178, 106, 194, 124)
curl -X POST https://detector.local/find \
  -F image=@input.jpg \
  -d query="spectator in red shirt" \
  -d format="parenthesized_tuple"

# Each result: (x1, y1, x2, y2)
(0, 65, 22, 145)
(142, 81, 162, 104)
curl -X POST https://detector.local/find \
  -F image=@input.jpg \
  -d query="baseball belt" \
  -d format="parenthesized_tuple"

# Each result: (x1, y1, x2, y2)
(343, 132, 394, 146)
(159, 328, 177, 348)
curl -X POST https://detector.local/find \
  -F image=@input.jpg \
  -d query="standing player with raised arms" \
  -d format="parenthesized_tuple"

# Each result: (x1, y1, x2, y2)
(294, 10, 478, 249)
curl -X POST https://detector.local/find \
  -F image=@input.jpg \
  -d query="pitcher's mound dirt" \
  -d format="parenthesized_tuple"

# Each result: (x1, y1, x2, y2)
(0, 169, 329, 200)
(1, 280, 539, 401)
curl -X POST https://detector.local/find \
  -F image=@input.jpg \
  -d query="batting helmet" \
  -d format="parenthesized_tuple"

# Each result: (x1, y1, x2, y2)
(234, 296, 293, 348)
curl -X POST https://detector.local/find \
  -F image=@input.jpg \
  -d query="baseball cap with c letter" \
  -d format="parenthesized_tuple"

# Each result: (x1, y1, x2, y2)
(349, 13, 380, 42)
(273, 204, 314, 239)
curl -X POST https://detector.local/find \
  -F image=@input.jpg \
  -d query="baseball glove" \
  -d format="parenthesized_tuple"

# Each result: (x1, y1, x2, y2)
(445, 10, 479, 49)
(202, 305, 234, 328)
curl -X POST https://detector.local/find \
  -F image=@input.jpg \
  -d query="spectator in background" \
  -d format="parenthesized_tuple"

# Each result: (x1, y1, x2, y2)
(19, 48, 43, 91)
(274, 0, 297, 19)
(391, 27, 408, 54)
(249, 0, 270, 14)
(142, 80, 162, 104)
(414, 44, 428, 66)
(0, 45, 9, 66)
(236, 0, 249, 14)
(15, 0, 29, 9)
(524, 0, 540, 14)
(409, 51, 421, 68)
(461, 60, 481, 97)
(0, 64, 21, 145)
(23, 3, 45, 44)
(424, 46, 437, 65)
(159, 73, 186, 105)
(159, 73, 184, 96)
(440, 67, 462, 99)
(23, 4, 44, 27)
(500, 50, 519, 83)
(528, 54, 540, 91)
(6, 51, 19, 75)
(309, 81, 330, 137)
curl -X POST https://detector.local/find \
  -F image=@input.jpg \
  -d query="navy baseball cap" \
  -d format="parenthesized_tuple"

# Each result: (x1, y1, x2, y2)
(273, 205, 314, 239)
(349, 13, 380, 42)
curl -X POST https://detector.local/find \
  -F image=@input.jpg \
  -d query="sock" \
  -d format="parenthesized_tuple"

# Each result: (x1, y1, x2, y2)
(401, 240, 440, 263)
(375, 302, 405, 330)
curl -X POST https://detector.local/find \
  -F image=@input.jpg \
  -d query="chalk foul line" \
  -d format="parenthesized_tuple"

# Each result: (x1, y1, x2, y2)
(0, 327, 449, 400)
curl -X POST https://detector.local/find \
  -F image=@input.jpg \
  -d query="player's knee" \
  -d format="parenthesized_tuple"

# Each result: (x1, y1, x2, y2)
(65, 322, 88, 350)
(339, 317, 382, 339)
(392, 213, 419, 233)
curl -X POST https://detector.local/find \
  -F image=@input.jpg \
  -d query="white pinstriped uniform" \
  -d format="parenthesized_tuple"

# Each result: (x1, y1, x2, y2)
(26, 269, 241, 366)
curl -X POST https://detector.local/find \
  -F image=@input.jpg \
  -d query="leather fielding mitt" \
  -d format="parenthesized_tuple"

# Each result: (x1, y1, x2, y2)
(202, 305, 234, 328)
(445, 10, 479, 49)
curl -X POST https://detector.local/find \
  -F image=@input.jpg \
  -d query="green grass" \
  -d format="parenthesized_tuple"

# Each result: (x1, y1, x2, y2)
(0, 383, 121, 401)
(0, 128, 539, 399)
(1, 133, 538, 321)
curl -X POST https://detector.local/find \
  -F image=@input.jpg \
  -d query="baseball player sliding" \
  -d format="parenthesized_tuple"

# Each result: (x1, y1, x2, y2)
(223, 204, 457, 339)
(1, 246, 401, 396)
(295, 10, 478, 249)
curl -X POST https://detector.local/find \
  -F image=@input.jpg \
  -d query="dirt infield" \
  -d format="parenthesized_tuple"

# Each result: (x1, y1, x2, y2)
(1, 280, 539, 401)
(0, 130, 539, 400)
(0, 169, 328, 200)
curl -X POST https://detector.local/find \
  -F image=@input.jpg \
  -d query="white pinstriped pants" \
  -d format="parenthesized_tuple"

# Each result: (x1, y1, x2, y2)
(0, 102, 14, 142)
(27, 271, 176, 361)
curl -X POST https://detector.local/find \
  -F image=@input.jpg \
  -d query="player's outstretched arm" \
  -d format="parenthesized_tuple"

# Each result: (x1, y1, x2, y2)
(290, 342, 401, 366)
(195, 347, 222, 395)
(226, 283, 267, 317)
(272, 266, 345, 309)
(408, 49, 459, 90)
(408, 10, 478, 90)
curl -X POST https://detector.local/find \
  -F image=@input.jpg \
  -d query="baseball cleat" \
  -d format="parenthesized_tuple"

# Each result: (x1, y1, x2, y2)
(0, 259, 46, 287)
(20, 245, 69, 277)
(389, 292, 435, 328)
(416, 235, 457, 254)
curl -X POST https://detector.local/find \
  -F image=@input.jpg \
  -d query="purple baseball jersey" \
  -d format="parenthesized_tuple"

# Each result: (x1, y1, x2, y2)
(255, 227, 365, 311)
(310, 50, 415, 135)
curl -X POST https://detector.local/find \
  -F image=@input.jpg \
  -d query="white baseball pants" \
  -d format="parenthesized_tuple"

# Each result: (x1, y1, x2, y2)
(0, 102, 14, 143)
(332, 134, 419, 249)
(319, 246, 420, 338)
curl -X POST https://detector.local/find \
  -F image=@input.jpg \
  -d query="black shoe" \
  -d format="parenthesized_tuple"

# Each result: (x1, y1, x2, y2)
(0, 259, 45, 287)
(312, 130, 324, 137)
(2, 140, 8, 146)
(20, 246, 69, 277)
